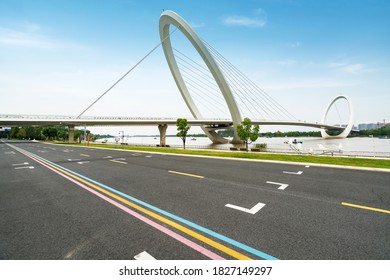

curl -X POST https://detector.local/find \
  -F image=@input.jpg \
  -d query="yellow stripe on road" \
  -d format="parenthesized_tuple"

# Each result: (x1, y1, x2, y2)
(29, 155, 249, 260)
(110, 159, 128, 165)
(341, 202, 390, 214)
(168, 170, 204, 179)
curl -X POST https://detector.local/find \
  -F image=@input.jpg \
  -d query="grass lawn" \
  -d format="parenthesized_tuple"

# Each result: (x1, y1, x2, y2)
(54, 142, 390, 170)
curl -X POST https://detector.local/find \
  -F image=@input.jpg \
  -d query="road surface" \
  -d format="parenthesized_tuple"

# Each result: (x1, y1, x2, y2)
(1, 140, 389, 260)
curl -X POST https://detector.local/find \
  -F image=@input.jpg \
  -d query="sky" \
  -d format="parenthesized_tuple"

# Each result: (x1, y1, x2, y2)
(1, 0, 389, 136)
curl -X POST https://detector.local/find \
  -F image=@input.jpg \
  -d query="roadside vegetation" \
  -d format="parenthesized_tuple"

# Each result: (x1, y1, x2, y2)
(4, 125, 389, 169)
(5, 126, 389, 141)
(56, 142, 390, 170)
(6, 126, 93, 142)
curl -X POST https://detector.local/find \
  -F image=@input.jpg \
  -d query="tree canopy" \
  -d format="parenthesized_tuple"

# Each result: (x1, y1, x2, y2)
(237, 117, 260, 151)
(176, 118, 190, 149)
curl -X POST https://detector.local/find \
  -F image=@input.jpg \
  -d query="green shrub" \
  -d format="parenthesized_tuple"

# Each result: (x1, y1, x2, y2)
(255, 143, 267, 149)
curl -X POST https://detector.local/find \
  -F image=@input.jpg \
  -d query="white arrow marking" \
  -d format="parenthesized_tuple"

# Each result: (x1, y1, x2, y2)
(225, 202, 266, 214)
(67, 159, 82, 162)
(266, 181, 289, 190)
(305, 166, 310, 168)
(134, 251, 156, 260)
(12, 162, 29, 166)
(145, 155, 152, 158)
(103, 156, 113, 159)
(15, 166, 34, 170)
(77, 161, 90, 165)
(283, 171, 303, 175)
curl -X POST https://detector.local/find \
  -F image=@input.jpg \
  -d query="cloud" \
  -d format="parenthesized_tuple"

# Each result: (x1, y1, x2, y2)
(289, 41, 302, 48)
(222, 9, 267, 28)
(264, 79, 358, 90)
(340, 63, 365, 74)
(0, 22, 86, 50)
(327, 61, 376, 74)
(275, 59, 297, 66)
(190, 21, 205, 29)
(0, 27, 52, 48)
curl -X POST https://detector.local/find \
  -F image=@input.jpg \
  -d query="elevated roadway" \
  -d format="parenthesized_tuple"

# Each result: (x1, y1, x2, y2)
(0, 114, 350, 145)
(0, 114, 345, 129)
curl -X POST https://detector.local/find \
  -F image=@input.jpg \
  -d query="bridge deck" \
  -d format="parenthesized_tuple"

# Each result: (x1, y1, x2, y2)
(0, 115, 346, 131)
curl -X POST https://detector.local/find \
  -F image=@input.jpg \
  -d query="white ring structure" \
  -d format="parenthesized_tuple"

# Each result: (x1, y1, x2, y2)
(159, 10, 242, 143)
(321, 95, 354, 138)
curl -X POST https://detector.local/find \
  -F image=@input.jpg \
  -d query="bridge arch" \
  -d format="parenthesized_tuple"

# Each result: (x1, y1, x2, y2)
(159, 10, 241, 143)
(321, 95, 354, 138)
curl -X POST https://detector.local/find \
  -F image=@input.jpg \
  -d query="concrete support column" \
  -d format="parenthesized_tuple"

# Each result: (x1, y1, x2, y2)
(230, 128, 243, 144)
(68, 125, 75, 143)
(158, 124, 168, 147)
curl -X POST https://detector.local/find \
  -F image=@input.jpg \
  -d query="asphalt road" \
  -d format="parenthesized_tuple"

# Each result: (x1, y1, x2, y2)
(1, 140, 389, 260)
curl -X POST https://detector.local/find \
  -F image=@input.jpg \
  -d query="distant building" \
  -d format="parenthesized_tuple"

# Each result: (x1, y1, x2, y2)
(358, 123, 384, 130)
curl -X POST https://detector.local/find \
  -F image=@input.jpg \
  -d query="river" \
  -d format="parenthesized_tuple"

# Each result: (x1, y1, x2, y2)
(95, 136, 390, 158)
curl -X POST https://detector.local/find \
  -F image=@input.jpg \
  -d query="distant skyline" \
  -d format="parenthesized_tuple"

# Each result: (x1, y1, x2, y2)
(1, 0, 389, 136)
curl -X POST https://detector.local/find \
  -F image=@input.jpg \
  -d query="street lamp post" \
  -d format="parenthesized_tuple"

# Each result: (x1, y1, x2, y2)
(119, 131, 124, 146)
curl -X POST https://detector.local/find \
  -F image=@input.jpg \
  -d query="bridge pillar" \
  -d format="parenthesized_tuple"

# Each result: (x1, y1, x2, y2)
(68, 125, 75, 143)
(158, 124, 168, 147)
(230, 128, 242, 144)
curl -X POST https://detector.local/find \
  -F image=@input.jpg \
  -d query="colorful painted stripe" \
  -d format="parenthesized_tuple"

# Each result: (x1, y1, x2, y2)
(341, 202, 390, 214)
(9, 144, 278, 260)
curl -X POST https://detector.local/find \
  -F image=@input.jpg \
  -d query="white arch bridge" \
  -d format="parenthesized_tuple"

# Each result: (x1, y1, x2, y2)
(1, 11, 355, 145)
(0, 115, 352, 146)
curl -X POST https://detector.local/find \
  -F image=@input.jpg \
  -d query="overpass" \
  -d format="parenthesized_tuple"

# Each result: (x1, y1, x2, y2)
(0, 114, 348, 146)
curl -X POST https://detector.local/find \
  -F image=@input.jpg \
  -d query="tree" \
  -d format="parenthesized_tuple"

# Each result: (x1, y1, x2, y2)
(16, 128, 26, 139)
(57, 130, 67, 141)
(10, 127, 19, 139)
(237, 117, 260, 151)
(42, 127, 58, 140)
(74, 130, 81, 142)
(176, 118, 190, 149)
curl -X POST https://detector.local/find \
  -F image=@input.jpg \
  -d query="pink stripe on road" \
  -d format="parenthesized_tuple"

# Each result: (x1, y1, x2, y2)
(17, 148, 225, 260)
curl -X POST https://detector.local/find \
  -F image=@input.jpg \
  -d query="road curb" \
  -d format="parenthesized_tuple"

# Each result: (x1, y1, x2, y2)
(45, 142, 390, 173)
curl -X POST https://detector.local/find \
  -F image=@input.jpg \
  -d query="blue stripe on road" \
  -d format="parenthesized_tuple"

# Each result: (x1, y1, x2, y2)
(22, 148, 279, 260)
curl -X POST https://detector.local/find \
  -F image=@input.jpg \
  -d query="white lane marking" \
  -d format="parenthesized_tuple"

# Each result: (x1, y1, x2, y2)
(12, 162, 29, 166)
(15, 166, 34, 170)
(77, 161, 90, 165)
(67, 159, 82, 162)
(145, 155, 152, 158)
(110, 159, 127, 165)
(283, 171, 303, 175)
(114, 158, 126, 161)
(266, 181, 289, 190)
(5, 151, 15, 154)
(132, 153, 142, 156)
(305, 166, 310, 168)
(103, 156, 113, 159)
(134, 251, 156, 260)
(225, 202, 266, 214)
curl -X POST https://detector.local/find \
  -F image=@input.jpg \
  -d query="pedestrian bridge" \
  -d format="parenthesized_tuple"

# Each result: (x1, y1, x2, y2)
(0, 114, 350, 146)
(0, 11, 355, 145)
